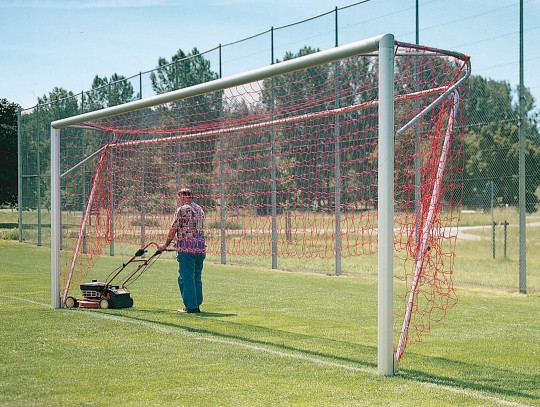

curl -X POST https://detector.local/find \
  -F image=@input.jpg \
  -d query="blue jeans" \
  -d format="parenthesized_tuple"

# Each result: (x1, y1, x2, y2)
(177, 251, 205, 310)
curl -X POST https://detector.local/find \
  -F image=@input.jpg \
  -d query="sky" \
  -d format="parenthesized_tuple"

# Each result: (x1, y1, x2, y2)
(1, 0, 540, 110)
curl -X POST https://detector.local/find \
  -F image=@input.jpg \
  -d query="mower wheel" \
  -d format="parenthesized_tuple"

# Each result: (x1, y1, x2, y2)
(99, 299, 110, 309)
(65, 296, 78, 308)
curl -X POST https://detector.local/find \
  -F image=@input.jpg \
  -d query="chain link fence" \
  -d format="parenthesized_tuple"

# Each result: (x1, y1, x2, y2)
(18, 1, 540, 292)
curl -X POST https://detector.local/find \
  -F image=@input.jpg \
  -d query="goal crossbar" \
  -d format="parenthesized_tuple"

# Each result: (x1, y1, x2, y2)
(51, 34, 386, 130)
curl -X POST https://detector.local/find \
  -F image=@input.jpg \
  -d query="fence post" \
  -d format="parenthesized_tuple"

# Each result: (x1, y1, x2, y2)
(518, 0, 526, 294)
(415, 3, 421, 244)
(175, 59, 179, 90)
(269, 29, 277, 269)
(140, 133, 146, 251)
(220, 136, 226, 265)
(503, 220, 508, 258)
(54, 101, 63, 251)
(271, 26, 274, 64)
(271, 80, 277, 270)
(491, 180, 495, 259)
(81, 93, 87, 254)
(333, 7, 341, 277)
(219, 44, 222, 78)
(109, 132, 115, 256)
(139, 72, 143, 100)
(17, 109, 23, 242)
(334, 63, 342, 276)
(335, 6, 339, 47)
(218, 43, 226, 265)
(36, 105, 42, 246)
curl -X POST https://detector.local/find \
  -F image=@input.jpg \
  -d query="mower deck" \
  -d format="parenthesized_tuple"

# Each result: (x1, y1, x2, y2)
(64, 243, 162, 310)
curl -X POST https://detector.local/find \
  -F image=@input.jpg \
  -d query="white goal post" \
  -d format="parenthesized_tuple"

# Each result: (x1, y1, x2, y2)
(50, 33, 470, 376)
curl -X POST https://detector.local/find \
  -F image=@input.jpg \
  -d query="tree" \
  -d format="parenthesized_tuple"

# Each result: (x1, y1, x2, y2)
(37, 87, 80, 118)
(150, 48, 223, 128)
(0, 98, 20, 207)
(30, 88, 80, 209)
(464, 76, 540, 211)
(85, 73, 136, 111)
(150, 47, 218, 94)
(149, 48, 222, 208)
(150, 47, 222, 128)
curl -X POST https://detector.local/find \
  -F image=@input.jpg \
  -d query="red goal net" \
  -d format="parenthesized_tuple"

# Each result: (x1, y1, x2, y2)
(56, 40, 469, 360)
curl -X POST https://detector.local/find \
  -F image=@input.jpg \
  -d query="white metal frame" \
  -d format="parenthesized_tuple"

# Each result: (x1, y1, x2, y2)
(377, 34, 395, 375)
(51, 33, 396, 375)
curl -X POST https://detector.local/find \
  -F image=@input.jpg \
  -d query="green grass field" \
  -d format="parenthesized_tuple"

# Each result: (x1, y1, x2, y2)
(1, 239, 539, 406)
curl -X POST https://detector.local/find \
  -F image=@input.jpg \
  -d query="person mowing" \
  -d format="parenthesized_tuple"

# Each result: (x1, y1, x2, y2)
(160, 188, 206, 313)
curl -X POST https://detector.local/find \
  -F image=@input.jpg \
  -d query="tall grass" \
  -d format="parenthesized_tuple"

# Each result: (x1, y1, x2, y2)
(4, 207, 539, 292)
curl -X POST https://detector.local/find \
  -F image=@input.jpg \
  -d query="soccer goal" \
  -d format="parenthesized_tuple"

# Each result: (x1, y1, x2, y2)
(50, 34, 470, 375)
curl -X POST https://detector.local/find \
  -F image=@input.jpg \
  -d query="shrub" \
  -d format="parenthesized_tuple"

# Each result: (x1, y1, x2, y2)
(0, 228, 18, 240)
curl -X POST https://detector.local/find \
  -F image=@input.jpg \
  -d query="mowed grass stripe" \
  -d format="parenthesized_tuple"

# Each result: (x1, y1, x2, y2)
(1, 294, 535, 407)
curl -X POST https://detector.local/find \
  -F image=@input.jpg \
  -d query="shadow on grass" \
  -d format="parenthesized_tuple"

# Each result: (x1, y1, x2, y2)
(107, 308, 378, 372)
(105, 308, 538, 403)
(132, 308, 237, 318)
(401, 360, 539, 403)
(198, 311, 238, 318)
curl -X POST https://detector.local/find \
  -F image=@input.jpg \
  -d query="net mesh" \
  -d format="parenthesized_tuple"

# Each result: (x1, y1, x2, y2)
(58, 41, 469, 359)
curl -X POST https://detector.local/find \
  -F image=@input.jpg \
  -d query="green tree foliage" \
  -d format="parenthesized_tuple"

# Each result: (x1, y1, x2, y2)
(150, 47, 222, 129)
(150, 47, 218, 94)
(148, 48, 222, 209)
(0, 98, 20, 207)
(21, 88, 81, 210)
(464, 76, 540, 211)
(21, 80, 135, 212)
(37, 87, 80, 118)
(85, 73, 136, 111)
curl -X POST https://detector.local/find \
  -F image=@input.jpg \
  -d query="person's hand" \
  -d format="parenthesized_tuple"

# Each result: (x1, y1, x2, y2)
(158, 244, 167, 252)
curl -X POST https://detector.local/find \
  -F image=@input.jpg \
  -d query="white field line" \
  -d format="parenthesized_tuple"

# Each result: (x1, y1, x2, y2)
(0, 295, 533, 407)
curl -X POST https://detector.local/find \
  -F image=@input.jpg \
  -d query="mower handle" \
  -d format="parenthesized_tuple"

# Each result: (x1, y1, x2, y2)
(134, 242, 164, 257)
(134, 248, 146, 257)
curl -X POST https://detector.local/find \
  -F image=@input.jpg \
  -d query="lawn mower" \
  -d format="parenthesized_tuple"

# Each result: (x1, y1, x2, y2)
(64, 242, 164, 309)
